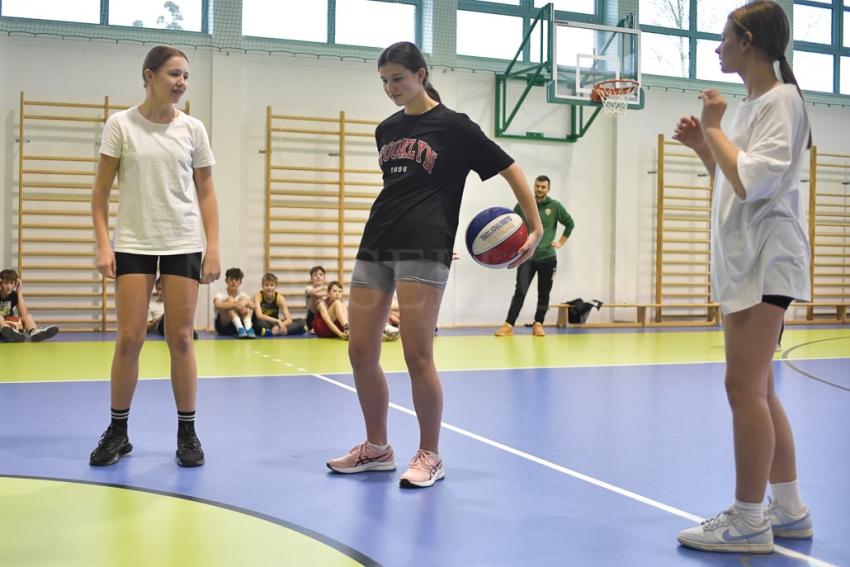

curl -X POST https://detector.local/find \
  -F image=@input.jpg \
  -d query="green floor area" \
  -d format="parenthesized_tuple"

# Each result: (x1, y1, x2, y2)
(2, 328, 848, 383)
(0, 477, 361, 567)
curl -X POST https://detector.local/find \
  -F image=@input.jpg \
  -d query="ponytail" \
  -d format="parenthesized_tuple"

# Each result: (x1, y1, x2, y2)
(423, 79, 441, 103)
(777, 57, 812, 148)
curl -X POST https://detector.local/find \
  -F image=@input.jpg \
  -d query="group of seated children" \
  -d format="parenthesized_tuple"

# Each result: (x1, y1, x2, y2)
(213, 268, 308, 339)
(0, 269, 59, 343)
(1, 265, 400, 343)
(213, 265, 399, 341)
(305, 265, 399, 341)
(305, 266, 349, 339)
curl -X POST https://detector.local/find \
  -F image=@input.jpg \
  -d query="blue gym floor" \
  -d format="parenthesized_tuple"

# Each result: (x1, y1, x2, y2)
(0, 328, 848, 566)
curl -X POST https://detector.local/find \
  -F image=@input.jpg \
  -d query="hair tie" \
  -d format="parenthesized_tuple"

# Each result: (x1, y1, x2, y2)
(778, 54, 786, 62)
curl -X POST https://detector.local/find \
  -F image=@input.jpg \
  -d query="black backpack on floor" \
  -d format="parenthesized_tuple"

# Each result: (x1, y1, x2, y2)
(565, 298, 604, 324)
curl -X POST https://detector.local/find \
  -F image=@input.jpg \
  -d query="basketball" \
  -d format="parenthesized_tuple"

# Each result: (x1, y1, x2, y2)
(465, 207, 528, 269)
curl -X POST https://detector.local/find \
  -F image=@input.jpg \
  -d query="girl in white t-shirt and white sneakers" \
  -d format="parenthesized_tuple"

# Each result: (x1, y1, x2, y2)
(673, 1, 813, 554)
(90, 45, 221, 468)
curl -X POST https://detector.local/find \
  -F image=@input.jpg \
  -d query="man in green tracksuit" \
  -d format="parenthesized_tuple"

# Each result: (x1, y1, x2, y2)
(495, 175, 574, 337)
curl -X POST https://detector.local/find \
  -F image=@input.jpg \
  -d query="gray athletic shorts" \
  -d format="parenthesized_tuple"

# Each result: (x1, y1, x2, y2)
(350, 259, 450, 292)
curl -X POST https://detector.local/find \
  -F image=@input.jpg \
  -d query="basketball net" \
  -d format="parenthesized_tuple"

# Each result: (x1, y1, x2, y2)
(592, 79, 639, 118)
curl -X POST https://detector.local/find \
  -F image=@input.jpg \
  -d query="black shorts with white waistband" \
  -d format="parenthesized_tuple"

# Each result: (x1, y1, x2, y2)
(115, 252, 202, 281)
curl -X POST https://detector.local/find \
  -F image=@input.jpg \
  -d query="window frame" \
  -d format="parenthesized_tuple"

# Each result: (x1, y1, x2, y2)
(328, 0, 422, 48)
(793, 0, 849, 94)
(641, 0, 850, 97)
(456, 0, 601, 63)
(639, 1, 722, 83)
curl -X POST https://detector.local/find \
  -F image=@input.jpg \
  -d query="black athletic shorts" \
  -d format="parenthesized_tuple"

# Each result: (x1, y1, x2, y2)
(115, 252, 202, 281)
(762, 295, 793, 310)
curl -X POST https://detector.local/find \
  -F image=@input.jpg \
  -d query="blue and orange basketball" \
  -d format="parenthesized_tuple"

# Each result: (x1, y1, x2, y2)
(465, 207, 528, 269)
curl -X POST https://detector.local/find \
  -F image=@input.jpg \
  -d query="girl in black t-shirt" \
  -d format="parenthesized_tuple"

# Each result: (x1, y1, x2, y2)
(326, 42, 543, 488)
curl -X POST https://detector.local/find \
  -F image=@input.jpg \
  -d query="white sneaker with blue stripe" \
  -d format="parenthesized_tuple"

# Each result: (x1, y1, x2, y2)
(766, 498, 813, 539)
(677, 508, 774, 554)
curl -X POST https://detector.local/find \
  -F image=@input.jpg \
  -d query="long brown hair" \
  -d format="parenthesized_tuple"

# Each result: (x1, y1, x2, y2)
(142, 45, 188, 88)
(377, 42, 440, 103)
(729, 1, 812, 147)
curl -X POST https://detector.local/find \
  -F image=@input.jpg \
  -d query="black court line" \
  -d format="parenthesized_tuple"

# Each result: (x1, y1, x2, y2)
(0, 473, 381, 567)
(781, 337, 850, 393)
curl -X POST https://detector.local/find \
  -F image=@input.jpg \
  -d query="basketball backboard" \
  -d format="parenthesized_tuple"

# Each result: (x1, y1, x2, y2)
(550, 19, 641, 107)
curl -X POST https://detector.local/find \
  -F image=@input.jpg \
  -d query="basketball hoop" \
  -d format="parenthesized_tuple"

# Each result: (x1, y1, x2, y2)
(591, 79, 640, 118)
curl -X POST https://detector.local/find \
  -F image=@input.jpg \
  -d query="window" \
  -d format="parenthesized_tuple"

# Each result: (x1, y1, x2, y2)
(457, 11, 523, 59)
(794, 3, 833, 45)
(794, 50, 834, 92)
(335, 0, 416, 48)
(0, 0, 208, 32)
(639, 0, 718, 82)
(696, 39, 737, 83)
(533, 0, 594, 14)
(242, 0, 418, 49)
(242, 0, 327, 42)
(697, 0, 742, 34)
(641, 0, 690, 30)
(642, 32, 689, 78)
(793, 0, 850, 94)
(109, 0, 203, 32)
(1, 0, 100, 24)
(457, 0, 597, 61)
(640, 0, 744, 82)
(641, 0, 850, 96)
(845, 10, 850, 48)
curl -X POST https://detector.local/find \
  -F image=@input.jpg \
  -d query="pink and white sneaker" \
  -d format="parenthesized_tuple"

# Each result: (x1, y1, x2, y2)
(326, 442, 396, 474)
(399, 449, 445, 488)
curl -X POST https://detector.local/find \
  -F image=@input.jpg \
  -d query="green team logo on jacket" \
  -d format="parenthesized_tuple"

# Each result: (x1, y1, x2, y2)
(545, 208, 551, 216)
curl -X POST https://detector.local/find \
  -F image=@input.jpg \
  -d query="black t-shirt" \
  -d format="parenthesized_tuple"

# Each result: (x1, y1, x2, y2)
(0, 290, 18, 318)
(357, 104, 515, 266)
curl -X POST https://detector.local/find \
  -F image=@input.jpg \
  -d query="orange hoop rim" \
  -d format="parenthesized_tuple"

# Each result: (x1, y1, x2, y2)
(591, 79, 640, 102)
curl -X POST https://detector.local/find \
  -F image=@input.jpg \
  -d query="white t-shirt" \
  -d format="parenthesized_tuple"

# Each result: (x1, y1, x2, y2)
(100, 106, 216, 255)
(148, 296, 165, 321)
(214, 291, 251, 313)
(305, 284, 327, 312)
(711, 84, 811, 315)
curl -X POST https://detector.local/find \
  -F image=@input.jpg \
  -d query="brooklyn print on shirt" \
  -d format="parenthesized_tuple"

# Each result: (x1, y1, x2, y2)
(378, 138, 439, 174)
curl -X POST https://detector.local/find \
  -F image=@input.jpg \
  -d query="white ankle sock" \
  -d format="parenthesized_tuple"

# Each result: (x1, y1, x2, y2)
(232, 318, 244, 330)
(771, 480, 805, 515)
(733, 499, 765, 526)
(242, 316, 253, 329)
(367, 441, 389, 450)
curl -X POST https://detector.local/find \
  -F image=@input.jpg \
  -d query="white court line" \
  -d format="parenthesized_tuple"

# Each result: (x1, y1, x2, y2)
(309, 371, 838, 567)
(0, 372, 312, 385)
(313, 353, 849, 377)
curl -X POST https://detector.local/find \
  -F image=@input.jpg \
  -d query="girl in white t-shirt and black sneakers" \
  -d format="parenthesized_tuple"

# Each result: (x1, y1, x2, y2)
(326, 42, 543, 487)
(90, 45, 221, 468)
(673, 2, 813, 554)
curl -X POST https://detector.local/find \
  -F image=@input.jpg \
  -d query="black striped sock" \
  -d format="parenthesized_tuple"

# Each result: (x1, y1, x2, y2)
(111, 408, 130, 432)
(177, 410, 196, 433)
